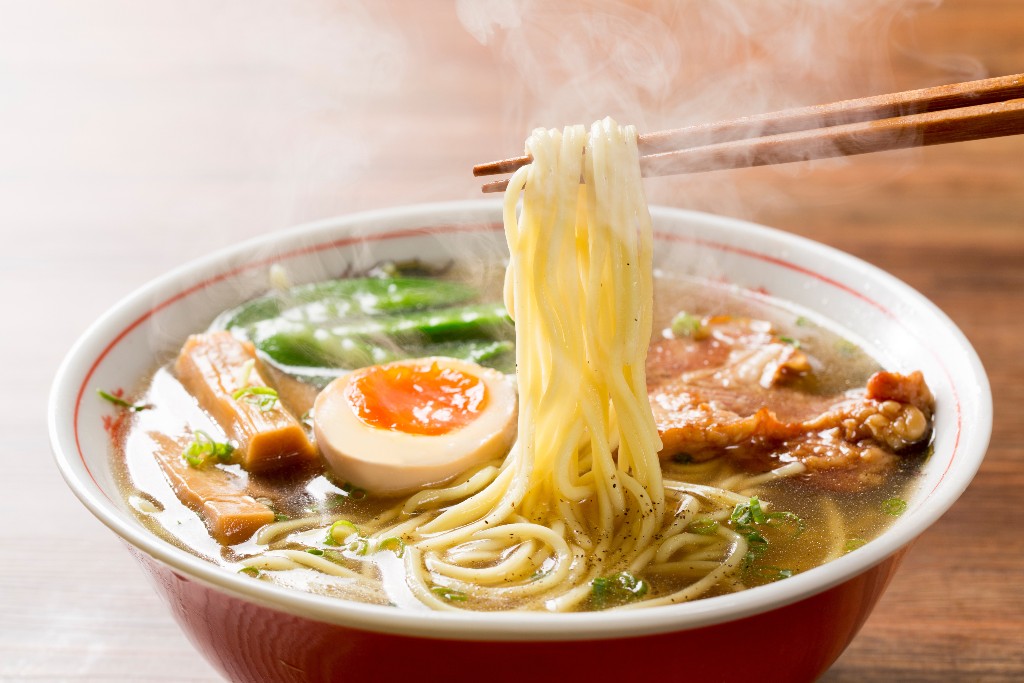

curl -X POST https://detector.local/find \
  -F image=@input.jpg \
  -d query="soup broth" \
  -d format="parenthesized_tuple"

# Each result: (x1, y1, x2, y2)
(112, 272, 928, 612)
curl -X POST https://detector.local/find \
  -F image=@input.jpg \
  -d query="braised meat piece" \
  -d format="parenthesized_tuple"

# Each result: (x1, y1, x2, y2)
(647, 316, 934, 492)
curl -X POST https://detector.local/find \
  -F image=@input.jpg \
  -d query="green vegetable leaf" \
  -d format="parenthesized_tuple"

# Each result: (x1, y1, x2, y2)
(217, 276, 480, 331)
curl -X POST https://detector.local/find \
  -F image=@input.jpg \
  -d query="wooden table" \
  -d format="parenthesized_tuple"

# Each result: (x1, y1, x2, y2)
(3, 1, 1021, 680)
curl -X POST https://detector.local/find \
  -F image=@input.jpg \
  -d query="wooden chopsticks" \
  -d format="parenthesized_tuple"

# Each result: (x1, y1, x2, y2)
(474, 73, 1024, 193)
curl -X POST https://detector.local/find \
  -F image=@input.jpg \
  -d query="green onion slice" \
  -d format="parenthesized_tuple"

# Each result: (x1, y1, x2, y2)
(844, 538, 867, 553)
(97, 389, 152, 412)
(231, 386, 279, 412)
(744, 530, 768, 546)
(347, 538, 371, 556)
(341, 482, 367, 500)
(882, 498, 907, 517)
(182, 430, 235, 468)
(377, 537, 405, 557)
(689, 518, 719, 536)
(431, 586, 468, 602)
(670, 311, 705, 338)
(835, 339, 858, 356)
(731, 497, 767, 526)
(589, 571, 649, 608)
(752, 565, 795, 581)
(325, 520, 359, 546)
(742, 531, 769, 565)
(765, 511, 805, 536)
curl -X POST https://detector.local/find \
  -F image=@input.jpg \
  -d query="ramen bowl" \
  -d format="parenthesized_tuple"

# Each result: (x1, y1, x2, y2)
(49, 201, 991, 683)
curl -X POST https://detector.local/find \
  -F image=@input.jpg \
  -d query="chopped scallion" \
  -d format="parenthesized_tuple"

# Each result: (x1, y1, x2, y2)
(752, 565, 795, 581)
(882, 498, 907, 516)
(835, 339, 858, 356)
(589, 571, 649, 608)
(182, 430, 235, 468)
(844, 538, 867, 553)
(377, 537, 405, 557)
(341, 482, 367, 500)
(325, 520, 359, 546)
(731, 497, 767, 526)
(741, 531, 769, 566)
(97, 389, 152, 412)
(744, 529, 768, 546)
(765, 510, 806, 537)
(238, 566, 260, 577)
(347, 538, 370, 556)
(689, 518, 719, 536)
(670, 312, 705, 339)
(431, 586, 468, 602)
(231, 385, 279, 412)
(306, 548, 325, 556)
(320, 549, 346, 564)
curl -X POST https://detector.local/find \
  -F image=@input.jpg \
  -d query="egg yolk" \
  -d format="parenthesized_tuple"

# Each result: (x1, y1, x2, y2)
(343, 361, 488, 436)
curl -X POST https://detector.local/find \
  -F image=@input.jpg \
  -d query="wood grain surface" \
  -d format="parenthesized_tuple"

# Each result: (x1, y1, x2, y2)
(2, 1, 1021, 681)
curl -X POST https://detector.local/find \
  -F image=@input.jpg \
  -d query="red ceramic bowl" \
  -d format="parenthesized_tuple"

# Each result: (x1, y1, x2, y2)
(50, 201, 991, 683)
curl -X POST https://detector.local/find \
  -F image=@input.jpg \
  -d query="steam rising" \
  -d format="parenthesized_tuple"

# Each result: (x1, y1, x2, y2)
(15, 0, 987, 321)
(457, 0, 985, 213)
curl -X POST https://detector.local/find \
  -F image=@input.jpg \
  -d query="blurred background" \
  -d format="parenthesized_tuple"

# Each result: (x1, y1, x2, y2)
(2, 0, 1021, 680)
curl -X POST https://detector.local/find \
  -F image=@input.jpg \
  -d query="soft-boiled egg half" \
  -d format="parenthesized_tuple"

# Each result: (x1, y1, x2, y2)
(313, 357, 517, 496)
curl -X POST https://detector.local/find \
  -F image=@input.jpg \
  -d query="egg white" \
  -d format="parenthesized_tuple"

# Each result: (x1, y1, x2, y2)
(313, 357, 517, 496)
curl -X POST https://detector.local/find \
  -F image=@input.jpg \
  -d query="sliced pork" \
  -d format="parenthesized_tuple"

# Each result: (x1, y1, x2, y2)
(647, 316, 934, 492)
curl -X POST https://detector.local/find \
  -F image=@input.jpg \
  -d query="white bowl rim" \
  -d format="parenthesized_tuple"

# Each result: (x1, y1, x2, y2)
(49, 199, 992, 641)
